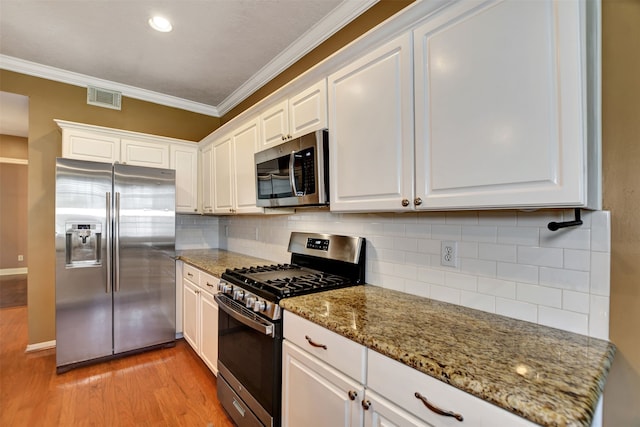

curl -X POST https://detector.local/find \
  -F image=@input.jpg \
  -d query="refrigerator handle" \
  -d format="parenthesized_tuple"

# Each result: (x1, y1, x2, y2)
(115, 192, 120, 293)
(106, 192, 112, 293)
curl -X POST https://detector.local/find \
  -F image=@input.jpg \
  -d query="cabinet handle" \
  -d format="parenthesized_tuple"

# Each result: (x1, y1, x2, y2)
(206, 282, 214, 288)
(282, 136, 286, 141)
(401, 199, 410, 207)
(304, 335, 327, 350)
(348, 390, 358, 401)
(414, 197, 423, 206)
(361, 400, 371, 410)
(187, 272, 194, 277)
(414, 392, 463, 422)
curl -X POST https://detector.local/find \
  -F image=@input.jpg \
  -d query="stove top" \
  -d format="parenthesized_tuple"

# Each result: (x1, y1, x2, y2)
(218, 232, 366, 320)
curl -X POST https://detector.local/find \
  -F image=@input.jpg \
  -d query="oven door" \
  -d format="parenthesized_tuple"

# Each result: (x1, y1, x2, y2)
(216, 294, 282, 427)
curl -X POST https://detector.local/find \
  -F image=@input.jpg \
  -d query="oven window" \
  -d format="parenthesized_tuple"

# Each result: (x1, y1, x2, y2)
(218, 307, 282, 416)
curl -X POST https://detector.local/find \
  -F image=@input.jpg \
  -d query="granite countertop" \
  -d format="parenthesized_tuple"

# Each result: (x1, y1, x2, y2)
(280, 286, 616, 427)
(176, 249, 270, 277)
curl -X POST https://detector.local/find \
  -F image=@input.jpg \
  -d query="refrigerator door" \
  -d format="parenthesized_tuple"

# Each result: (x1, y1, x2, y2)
(113, 163, 176, 354)
(55, 158, 113, 367)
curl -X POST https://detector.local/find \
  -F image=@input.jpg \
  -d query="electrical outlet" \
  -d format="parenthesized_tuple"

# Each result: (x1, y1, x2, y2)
(18, 254, 24, 261)
(441, 241, 458, 267)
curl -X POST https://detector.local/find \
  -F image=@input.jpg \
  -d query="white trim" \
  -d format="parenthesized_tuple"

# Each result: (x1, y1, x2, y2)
(0, 55, 220, 117)
(25, 340, 56, 352)
(0, 157, 28, 165)
(0, 0, 378, 118)
(216, 0, 379, 115)
(0, 267, 28, 276)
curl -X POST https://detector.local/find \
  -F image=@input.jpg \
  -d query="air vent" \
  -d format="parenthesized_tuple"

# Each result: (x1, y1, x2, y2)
(87, 86, 122, 110)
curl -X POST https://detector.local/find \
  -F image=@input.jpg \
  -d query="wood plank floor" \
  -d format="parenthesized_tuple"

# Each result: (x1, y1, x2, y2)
(0, 306, 235, 427)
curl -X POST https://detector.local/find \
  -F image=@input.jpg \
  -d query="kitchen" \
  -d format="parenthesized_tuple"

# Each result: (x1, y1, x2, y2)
(0, 0, 638, 426)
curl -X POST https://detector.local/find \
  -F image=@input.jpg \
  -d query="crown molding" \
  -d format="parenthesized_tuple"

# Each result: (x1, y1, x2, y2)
(0, 0, 378, 119)
(216, 0, 379, 115)
(0, 55, 220, 117)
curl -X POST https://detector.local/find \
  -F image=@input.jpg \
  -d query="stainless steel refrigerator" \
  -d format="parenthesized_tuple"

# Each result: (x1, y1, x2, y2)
(55, 158, 176, 372)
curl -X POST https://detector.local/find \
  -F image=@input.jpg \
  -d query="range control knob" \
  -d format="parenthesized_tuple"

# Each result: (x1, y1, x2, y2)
(219, 282, 233, 294)
(233, 289, 245, 301)
(253, 300, 267, 312)
(246, 296, 256, 308)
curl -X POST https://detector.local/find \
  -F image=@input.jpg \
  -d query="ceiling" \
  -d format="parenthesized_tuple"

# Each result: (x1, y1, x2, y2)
(0, 0, 377, 121)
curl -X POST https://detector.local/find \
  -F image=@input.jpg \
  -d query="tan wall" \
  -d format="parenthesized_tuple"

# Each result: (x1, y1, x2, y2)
(0, 70, 220, 345)
(602, 0, 640, 425)
(0, 135, 28, 270)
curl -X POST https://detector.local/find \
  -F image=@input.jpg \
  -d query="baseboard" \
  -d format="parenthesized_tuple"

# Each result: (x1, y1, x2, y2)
(0, 267, 28, 276)
(25, 340, 56, 352)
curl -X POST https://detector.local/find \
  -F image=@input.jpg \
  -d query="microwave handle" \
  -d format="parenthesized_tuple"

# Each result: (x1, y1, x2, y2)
(289, 151, 298, 196)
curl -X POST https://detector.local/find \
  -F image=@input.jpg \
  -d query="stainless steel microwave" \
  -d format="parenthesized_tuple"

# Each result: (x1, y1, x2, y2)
(255, 129, 328, 208)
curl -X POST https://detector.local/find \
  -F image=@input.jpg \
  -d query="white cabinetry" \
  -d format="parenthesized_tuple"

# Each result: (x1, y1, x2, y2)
(200, 142, 214, 214)
(282, 312, 366, 427)
(56, 120, 199, 213)
(259, 80, 327, 151)
(366, 350, 535, 427)
(328, 34, 414, 212)
(212, 117, 263, 214)
(182, 263, 220, 375)
(414, 0, 595, 209)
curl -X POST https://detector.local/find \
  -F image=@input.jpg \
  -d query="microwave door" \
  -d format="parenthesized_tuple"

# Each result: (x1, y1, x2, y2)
(271, 174, 291, 197)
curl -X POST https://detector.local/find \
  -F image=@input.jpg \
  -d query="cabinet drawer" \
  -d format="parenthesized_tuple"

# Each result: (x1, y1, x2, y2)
(367, 350, 535, 427)
(199, 271, 219, 294)
(283, 311, 366, 383)
(183, 263, 200, 283)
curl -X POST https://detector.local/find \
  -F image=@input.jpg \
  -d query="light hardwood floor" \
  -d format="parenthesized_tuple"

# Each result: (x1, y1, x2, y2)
(0, 306, 235, 427)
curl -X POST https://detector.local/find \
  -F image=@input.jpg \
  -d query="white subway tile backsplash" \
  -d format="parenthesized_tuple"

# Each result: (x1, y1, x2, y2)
(539, 267, 590, 292)
(590, 251, 611, 296)
(220, 209, 611, 339)
(478, 277, 517, 299)
(538, 306, 588, 335)
(496, 298, 537, 323)
(461, 291, 496, 313)
(461, 226, 498, 243)
(517, 283, 562, 308)
(497, 226, 539, 246)
(562, 290, 590, 314)
(564, 249, 591, 271)
(497, 262, 539, 284)
(517, 246, 563, 268)
(479, 243, 517, 263)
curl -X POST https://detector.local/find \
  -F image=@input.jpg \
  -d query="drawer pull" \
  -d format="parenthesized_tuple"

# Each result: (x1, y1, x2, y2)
(415, 392, 463, 422)
(206, 282, 214, 287)
(348, 390, 358, 401)
(305, 335, 327, 350)
(187, 272, 194, 277)
(362, 400, 371, 410)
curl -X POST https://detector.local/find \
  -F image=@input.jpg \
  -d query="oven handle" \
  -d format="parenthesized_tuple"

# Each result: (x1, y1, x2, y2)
(215, 294, 275, 337)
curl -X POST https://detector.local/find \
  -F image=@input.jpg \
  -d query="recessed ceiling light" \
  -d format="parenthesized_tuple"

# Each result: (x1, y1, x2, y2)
(148, 16, 172, 32)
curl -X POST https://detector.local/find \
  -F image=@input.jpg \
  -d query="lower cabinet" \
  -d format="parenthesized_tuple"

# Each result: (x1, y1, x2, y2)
(363, 389, 430, 427)
(182, 263, 220, 375)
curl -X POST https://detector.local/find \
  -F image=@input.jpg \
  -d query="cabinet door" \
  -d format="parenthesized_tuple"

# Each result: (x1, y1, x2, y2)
(171, 143, 199, 213)
(200, 143, 214, 213)
(61, 130, 120, 163)
(212, 135, 234, 214)
(282, 341, 364, 427)
(259, 99, 289, 151)
(199, 290, 218, 375)
(414, 0, 587, 209)
(233, 118, 263, 214)
(121, 138, 170, 168)
(363, 390, 431, 427)
(182, 278, 199, 351)
(328, 33, 414, 212)
(289, 80, 327, 139)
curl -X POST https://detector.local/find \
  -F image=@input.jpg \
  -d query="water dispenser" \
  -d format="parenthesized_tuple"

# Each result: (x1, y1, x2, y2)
(65, 222, 102, 267)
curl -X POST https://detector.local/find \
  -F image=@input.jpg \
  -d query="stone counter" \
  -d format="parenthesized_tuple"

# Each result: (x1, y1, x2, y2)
(279, 285, 615, 427)
(176, 249, 270, 277)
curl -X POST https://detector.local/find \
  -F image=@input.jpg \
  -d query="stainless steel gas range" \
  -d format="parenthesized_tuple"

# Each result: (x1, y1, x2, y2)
(214, 232, 366, 427)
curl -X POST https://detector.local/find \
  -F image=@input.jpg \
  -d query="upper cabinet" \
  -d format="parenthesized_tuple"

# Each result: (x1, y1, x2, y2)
(211, 117, 263, 214)
(259, 80, 327, 151)
(327, 0, 599, 212)
(56, 120, 200, 214)
(200, 142, 215, 214)
(328, 34, 414, 212)
(413, 0, 596, 210)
